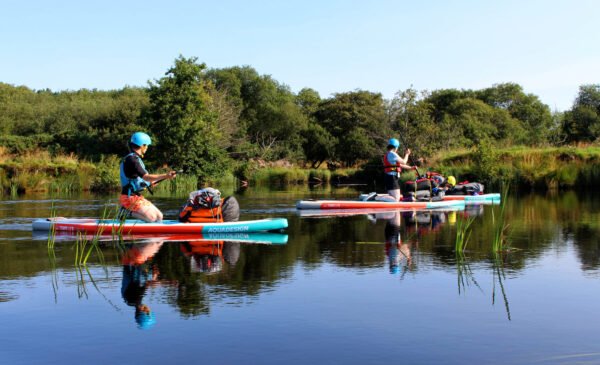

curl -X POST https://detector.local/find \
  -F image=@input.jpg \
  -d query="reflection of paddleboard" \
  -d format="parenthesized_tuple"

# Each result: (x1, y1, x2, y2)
(359, 192, 501, 204)
(443, 193, 501, 202)
(296, 199, 464, 210)
(34, 231, 288, 245)
(32, 217, 288, 234)
(297, 206, 464, 218)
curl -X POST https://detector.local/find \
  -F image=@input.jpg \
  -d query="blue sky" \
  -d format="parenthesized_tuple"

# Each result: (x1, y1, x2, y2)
(1, 0, 598, 111)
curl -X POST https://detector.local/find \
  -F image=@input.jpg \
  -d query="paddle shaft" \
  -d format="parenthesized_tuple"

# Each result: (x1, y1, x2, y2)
(395, 133, 421, 177)
(141, 170, 183, 195)
(151, 169, 183, 186)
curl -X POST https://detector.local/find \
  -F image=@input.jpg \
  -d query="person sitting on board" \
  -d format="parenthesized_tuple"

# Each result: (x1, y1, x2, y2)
(383, 138, 417, 201)
(119, 132, 177, 222)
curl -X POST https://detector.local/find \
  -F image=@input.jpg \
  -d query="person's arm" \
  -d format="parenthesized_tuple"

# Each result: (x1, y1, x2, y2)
(398, 163, 417, 171)
(142, 171, 177, 183)
(399, 148, 411, 164)
(129, 154, 176, 183)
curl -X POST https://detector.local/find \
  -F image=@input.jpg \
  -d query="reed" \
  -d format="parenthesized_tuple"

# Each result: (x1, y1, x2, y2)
(492, 184, 511, 252)
(456, 258, 482, 295)
(47, 197, 57, 249)
(491, 253, 512, 321)
(250, 167, 309, 185)
(455, 216, 475, 254)
(308, 169, 331, 183)
(74, 203, 111, 267)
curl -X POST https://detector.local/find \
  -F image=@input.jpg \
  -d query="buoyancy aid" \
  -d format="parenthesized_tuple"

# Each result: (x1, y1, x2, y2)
(383, 152, 401, 174)
(120, 152, 152, 196)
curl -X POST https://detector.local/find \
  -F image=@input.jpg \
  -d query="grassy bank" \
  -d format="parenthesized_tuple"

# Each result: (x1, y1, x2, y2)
(0, 148, 236, 195)
(0, 148, 352, 194)
(247, 167, 359, 186)
(429, 146, 600, 190)
(2, 146, 600, 195)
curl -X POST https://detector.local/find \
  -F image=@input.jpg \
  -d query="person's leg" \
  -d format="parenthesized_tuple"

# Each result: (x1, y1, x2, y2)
(121, 195, 163, 223)
(388, 189, 401, 202)
(385, 174, 402, 202)
(132, 204, 163, 222)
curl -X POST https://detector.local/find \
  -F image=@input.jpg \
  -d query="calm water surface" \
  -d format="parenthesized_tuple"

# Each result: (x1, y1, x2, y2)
(1, 188, 600, 364)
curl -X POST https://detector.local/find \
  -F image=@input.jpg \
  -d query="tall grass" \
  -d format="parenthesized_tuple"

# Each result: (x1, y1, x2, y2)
(432, 145, 600, 191)
(492, 184, 511, 252)
(455, 216, 476, 254)
(491, 253, 512, 321)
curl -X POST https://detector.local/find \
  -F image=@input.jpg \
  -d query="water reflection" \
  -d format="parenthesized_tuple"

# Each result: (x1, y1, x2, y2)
(180, 241, 241, 274)
(383, 212, 412, 275)
(121, 240, 163, 330)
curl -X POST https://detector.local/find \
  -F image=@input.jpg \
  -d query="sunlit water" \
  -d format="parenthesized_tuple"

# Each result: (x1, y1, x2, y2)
(1, 188, 600, 364)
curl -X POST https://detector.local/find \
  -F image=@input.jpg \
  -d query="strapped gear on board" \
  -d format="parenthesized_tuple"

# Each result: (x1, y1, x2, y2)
(445, 181, 485, 196)
(402, 172, 446, 202)
(178, 188, 240, 223)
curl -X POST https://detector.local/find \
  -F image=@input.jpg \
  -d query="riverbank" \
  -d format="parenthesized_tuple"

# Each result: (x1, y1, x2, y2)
(1, 146, 599, 194)
(429, 145, 600, 190)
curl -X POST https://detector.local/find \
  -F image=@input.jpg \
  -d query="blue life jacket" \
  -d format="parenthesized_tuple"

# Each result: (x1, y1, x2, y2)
(120, 153, 151, 196)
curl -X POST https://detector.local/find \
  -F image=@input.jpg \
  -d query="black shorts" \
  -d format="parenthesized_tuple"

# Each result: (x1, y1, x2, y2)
(384, 173, 400, 191)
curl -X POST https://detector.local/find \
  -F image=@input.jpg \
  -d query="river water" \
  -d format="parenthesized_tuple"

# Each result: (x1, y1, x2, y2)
(1, 188, 599, 364)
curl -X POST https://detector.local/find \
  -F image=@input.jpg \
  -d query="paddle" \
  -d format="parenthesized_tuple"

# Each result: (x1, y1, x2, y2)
(143, 169, 183, 195)
(395, 133, 421, 178)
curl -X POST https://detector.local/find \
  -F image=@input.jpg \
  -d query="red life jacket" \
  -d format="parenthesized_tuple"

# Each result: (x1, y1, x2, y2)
(383, 152, 401, 174)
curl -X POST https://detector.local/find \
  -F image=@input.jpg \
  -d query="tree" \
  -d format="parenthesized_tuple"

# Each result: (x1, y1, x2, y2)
(315, 90, 389, 166)
(475, 83, 552, 145)
(561, 84, 600, 143)
(388, 88, 442, 156)
(301, 122, 337, 168)
(145, 56, 229, 179)
(205, 66, 308, 160)
(296, 88, 321, 117)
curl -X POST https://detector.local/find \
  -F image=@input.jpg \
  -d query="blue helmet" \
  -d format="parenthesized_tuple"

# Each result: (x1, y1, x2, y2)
(130, 132, 152, 147)
(388, 138, 400, 148)
(135, 310, 156, 330)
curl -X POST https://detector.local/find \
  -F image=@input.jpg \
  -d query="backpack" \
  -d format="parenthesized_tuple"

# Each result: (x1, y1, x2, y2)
(178, 188, 240, 223)
(446, 182, 485, 196)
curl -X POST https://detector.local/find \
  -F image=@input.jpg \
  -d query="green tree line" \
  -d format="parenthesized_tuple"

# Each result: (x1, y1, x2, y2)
(1, 55, 599, 181)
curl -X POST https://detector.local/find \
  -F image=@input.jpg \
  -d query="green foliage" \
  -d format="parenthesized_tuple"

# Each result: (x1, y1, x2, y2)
(206, 66, 308, 160)
(473, 139, 500, 185)
(145, 56, 230, 180)
(0, 134, 54, 154)
(250, 167, 309, 185)
(561, 84, 600, 143)
(388, 88, 440, 157)
(315, 90, 388, 166)
(90, 155, 120, 192)
(296, 87, 321, 116)
(1, 60, 598, 182)
(301, 122, 337, 168)
(475, 83, 552, 145)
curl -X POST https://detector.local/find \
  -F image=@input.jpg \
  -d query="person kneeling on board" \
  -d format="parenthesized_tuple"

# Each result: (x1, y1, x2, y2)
(119, 132, 177, 223)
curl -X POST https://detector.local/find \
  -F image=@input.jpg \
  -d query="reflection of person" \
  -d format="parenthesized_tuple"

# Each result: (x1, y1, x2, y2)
(384, 212, 412, 274)
(383, 138, 417, 201)
(121, 241, 163, 330)
(119, 132, 177, 222)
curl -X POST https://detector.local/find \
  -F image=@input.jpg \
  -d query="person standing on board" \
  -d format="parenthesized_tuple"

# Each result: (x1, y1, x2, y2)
(120, 132, 176, 222)
(383, 138, 417, 201)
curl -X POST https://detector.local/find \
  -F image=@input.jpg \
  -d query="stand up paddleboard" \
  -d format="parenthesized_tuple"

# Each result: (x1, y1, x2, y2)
(32, 217, 288, 234)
